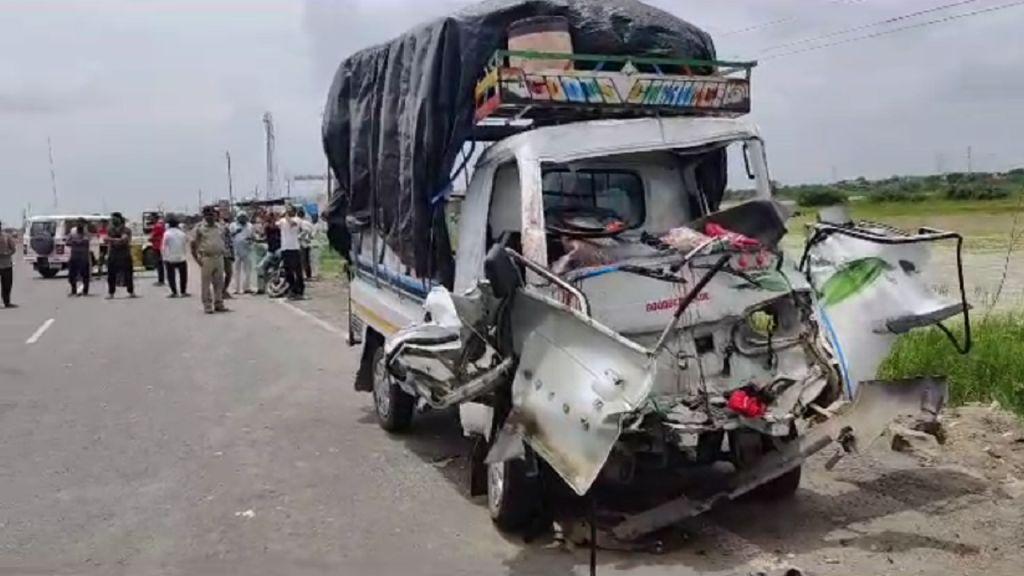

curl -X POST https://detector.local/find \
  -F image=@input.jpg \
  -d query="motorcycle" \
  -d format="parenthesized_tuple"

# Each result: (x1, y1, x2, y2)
(258, 249, 289, 299)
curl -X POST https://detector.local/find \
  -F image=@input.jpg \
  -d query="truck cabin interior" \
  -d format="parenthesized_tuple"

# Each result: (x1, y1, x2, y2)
(485, 145, 731, 273)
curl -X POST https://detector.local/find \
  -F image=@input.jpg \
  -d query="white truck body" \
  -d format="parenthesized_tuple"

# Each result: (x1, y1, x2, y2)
(347, 112, 966, 542)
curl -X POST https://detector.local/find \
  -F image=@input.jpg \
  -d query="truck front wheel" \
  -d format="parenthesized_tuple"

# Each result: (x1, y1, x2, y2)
(371, 347, 415, 433)
(730, 430, 802, 500)
(488, 452, 541, 532)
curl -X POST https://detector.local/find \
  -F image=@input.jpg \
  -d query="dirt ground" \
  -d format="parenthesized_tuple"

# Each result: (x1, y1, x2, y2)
(292, 277, 1024, 576)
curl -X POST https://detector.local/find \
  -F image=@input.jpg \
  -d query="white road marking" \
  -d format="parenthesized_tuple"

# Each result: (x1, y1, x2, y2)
(26, 318, 56, 345)
(276, 299, 343, 335)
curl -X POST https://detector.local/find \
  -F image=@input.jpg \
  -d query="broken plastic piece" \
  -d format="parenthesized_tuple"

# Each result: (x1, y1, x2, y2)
(704, 222, 761, 250)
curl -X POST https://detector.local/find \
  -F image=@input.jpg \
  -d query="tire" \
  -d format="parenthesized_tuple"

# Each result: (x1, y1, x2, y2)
(39, 268, 59, 279)
(142, 247, 158, 271)
(30, 235, 54, 256)
(371, 347, 414, 432)
(731, 430, 802, 500)
(487, 454, 541, 532)
(266, 273, 290, 299)
(754, 466, 802, 500)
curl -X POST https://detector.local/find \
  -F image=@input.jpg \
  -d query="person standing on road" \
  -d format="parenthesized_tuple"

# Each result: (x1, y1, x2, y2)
(150, 217, 166, 287)
(297, 207, 315, 281)
(220, 211, 235, 300)
(96, 221, 108, 276)
(230, 213, 254, 294)
(192, 207, 228, 314)
(0, 220, 16, 308)
(161, 216, 189, 298)
(278, 205, 305, 300)
(66, 218, 92, 297)
(105, 212, 136, 299)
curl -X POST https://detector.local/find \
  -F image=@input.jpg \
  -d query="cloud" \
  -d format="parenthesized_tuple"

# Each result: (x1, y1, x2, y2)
(2, 0, 1022, 224)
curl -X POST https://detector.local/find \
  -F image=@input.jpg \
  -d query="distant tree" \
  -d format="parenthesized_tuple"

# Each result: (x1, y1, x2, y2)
(797, 187, 848, 207)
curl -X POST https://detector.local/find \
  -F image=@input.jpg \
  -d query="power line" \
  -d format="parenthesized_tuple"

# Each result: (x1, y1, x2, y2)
(763, 0, 1024, 60)
(758, 0, 984, 53)
(719, 18, 795, 37)
(717, 0, 869, 37)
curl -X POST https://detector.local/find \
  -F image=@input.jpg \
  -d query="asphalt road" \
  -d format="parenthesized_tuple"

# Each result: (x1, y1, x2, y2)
(1, 262, 1020, 576)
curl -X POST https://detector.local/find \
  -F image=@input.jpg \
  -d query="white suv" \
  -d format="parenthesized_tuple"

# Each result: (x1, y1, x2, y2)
(23, 214, 108, 278)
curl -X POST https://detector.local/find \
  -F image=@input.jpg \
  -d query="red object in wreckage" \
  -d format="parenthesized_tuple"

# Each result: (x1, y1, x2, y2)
(727, 390, 767, 418)
(704, 222, 760, 250)
(605, 221, 626, 234)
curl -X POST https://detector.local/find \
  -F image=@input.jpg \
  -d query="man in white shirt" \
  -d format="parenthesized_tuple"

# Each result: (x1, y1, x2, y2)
(161, 216, 190, 298)
(277, 205, 305, 299)
(297, 207, 315, 281)
(229, 213, 254, 294)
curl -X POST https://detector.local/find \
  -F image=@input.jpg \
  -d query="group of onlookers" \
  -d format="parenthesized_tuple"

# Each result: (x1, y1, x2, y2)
(0, 204, 326, 314)
(187, 204, 324, 314)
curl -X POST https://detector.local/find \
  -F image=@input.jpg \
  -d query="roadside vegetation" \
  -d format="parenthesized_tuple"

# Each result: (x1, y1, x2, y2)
(781, 169, 1024, 208)
(880, 313, 1024, 418)
(320, 247, 346, 279)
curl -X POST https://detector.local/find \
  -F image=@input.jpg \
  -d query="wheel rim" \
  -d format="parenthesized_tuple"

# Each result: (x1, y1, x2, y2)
(267, 278, 288, 297)
(487, 461, 505, 517)
(373, 352, 392, 420)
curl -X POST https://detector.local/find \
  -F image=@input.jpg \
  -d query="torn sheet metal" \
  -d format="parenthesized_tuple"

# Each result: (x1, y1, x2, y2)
(612, 376, 948, 541)
(804, 224, 967, 394)
(384, 285, 506, 407)
(506, 290, 667, 495)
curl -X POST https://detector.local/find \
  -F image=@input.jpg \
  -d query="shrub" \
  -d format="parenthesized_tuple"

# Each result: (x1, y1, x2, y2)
(797, 187, 848, 207)
(945, 183, 1010, 201)
(880, 313, 1024, 416)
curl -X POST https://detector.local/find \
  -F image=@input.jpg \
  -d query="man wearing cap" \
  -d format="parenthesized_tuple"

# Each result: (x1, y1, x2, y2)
(191, 207, 229, 314)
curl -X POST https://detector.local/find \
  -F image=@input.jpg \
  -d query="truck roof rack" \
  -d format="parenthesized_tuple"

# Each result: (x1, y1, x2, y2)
(473, 50, 756, 141)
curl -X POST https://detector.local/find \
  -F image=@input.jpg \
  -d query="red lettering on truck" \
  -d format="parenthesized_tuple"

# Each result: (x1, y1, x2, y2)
(645, 293, 709, 313)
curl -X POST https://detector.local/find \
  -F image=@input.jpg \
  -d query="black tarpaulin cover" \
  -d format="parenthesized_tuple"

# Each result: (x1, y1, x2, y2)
(322, 0, 715, 277)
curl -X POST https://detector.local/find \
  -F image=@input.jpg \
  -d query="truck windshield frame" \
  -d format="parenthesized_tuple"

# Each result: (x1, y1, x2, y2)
(542, 168, 646, 231)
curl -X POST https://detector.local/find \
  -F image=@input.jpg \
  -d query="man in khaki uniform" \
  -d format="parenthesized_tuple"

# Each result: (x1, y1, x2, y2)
(191, 206, 229, 314)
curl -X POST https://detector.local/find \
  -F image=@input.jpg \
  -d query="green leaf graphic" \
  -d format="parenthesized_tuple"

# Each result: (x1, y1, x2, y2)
(820, 257, 892, 307)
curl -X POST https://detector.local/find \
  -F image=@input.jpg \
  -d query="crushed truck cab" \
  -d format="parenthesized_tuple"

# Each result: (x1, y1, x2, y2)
(330, 43, 970, 540)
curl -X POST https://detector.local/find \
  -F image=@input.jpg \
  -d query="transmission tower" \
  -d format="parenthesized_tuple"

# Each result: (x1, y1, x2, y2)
(263, 112, 277, 199)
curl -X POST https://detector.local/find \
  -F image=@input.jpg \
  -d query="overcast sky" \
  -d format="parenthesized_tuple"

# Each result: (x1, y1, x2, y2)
(3, 0, 1023, 224)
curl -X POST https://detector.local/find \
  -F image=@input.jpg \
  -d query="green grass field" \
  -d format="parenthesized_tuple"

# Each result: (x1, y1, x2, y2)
(880, 314, 1024, 417)
(319, 248, 346, 279)
(786, 193, 1024, 252)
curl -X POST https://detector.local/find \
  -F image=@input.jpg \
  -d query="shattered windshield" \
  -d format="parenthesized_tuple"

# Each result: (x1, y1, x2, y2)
(543, 169, 645, 234)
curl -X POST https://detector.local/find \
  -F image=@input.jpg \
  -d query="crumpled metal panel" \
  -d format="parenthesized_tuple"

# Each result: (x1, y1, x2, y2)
(507, 290, 665, 495)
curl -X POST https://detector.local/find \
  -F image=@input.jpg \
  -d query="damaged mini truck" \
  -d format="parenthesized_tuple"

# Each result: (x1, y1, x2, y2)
(321, 3, 971, 544)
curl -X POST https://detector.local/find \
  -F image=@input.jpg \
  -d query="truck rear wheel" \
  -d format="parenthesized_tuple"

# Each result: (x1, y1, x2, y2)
(371, 347, 415, 432)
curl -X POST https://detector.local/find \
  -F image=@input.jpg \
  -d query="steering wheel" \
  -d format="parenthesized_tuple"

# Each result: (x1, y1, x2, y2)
(545, 205, 626, 237)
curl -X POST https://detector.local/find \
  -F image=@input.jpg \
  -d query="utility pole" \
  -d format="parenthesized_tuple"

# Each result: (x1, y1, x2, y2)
(198, 189, 204, 211)
(967, 145, 973, 174)
(47, 137, 59, 210)
(225, 151, 235, 209)
(263, 112, 276, 199)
